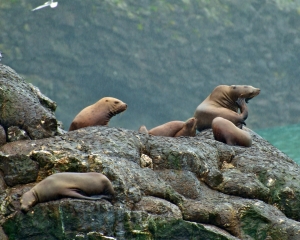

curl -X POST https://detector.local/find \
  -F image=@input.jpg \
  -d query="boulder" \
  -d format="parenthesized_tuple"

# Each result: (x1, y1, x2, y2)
(0, 64, 60, 140)
(0, 126, 300, 239)
(0, 65, 300, 239)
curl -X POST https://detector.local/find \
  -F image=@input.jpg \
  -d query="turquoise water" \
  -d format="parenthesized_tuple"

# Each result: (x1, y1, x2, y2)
(256, 124, 300, 165)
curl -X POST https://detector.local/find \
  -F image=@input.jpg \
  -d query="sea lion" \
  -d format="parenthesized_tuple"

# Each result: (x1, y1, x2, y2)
(212, 116, 252, 147)
(147, 117, 197, 137)
(69, 97, 127, 131)
(20, 172, 114, 213)
(194, 85, 260, 131)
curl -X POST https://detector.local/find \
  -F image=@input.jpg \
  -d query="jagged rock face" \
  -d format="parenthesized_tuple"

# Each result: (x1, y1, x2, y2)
(0, 126, 300, 240)
(0, 64, 59, 140)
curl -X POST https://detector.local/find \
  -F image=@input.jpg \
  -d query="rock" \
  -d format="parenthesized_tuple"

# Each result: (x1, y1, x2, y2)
(7, 126, 30, 142)
(140, 153, 153, 169)
(0, 154, 39, 187)
(0, 126, 300, 239)
(0, 66, 300, 239)
(0, 64, 60, 139)
(0, 125, 6, 146)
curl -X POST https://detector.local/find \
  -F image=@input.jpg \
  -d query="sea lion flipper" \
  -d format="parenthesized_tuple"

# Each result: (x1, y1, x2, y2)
(235, 97, 246, 107)
(235, 97, 248, 121)
(65, 189, 112, 201)
(89, 194, 113, 200)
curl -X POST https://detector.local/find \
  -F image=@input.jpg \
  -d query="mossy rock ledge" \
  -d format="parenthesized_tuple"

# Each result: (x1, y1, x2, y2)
(0, 64, 300, 240)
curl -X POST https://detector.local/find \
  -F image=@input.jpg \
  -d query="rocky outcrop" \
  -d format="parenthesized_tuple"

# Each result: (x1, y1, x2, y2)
(0, 126, 300, 239)
(0, 65, 300, 239)
(0, 64, 61, 142)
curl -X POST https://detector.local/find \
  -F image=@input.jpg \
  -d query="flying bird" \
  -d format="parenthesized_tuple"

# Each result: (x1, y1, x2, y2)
(32, 0, 58, 11)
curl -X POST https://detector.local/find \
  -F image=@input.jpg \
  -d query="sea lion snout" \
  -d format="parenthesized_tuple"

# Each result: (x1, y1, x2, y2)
(115, 102, 127, 113)
(244, 88, 260, 102)
(121, 103, 127, 110)
(252, 87, 260, 96)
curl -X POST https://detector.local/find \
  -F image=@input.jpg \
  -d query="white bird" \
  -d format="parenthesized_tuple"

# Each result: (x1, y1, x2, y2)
(32, 0, 58, 11)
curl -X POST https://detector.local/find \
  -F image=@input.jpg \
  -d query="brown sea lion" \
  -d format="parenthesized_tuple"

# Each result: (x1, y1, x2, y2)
(147, 117, 197, 137)
(20, 172, 114, 213)
(69, 97, 127, 131)
(212, 116, 252, 147)
(194, 85, 260, 131)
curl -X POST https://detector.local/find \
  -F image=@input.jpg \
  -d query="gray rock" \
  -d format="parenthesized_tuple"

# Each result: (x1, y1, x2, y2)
(0, 66, 300, 239)
(0, 125, 6, 146)
(0, 64, 60, 139)
(0, 126, 300, 239)
(0, 154, 39, 187)
(7, 126, 30, 142)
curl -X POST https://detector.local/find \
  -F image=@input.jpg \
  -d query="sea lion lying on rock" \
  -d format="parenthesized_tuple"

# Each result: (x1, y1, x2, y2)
(139, 117, 197, 137)
(194, 85, 260, 131)
(69, 97, 127, 131)
(212, 116, 252, 147)
(20, 172, 114, 212)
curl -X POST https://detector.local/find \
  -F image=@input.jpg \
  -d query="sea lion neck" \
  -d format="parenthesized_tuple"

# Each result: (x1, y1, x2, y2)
(31, 189, 39, 204)
(185, 118, 196, 129)
(211, 91, 238, 112)
(96, 98, 116, 126)
(107, 105, 121, 119)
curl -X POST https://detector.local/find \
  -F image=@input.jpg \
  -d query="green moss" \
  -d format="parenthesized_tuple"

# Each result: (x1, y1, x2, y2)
(0, 86, 16, 120)
(2, 207, 64, 240)
(123, 211, 152, 239)
(167, 151, 181, 170)
(240, 205, 287, 240)
(148, 219, 231, 240)
(2, 218, 17, 239)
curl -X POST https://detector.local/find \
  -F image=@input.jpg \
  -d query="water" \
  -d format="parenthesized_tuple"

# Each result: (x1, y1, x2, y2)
(256, 124, 300, 165)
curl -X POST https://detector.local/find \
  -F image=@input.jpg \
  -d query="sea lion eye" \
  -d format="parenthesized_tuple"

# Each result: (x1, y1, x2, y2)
(114, 101, 119, 104)
(232, 85, 236, 89)
(105, 100, 109, 102)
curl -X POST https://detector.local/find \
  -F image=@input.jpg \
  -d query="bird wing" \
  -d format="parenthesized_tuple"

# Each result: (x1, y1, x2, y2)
(32, 1, 51, 11)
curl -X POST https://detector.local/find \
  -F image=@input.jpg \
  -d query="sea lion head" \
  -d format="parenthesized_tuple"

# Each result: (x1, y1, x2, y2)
(174, 117, 197, 137)
(20, 190, 38, 213)
(229, 85, 260, 102)
(185, 117, 197, 136)
(100, 97, 127, 117)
